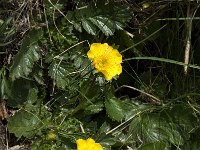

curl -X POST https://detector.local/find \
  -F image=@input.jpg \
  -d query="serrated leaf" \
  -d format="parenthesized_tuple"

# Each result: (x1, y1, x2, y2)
(71, 52, 91, 77)
(124, 102, 153, 120)
(98, 133, 116, 150)
(138, 141, 168, 150)
(181, 141, 200, 150)
(33, 70, 44, 85)
(105, 97, 130, 121)
(81, 19, 96, 35)
(114, 21, 123, 30)
(80, 80, 101, 99)
(85, 101, 104, 114)
(169, 104, 196, 132)
(73, 21, 82, 32)
(27, 88, 38, 104)
(8, 110, 41, 138)
(7, 78, 34, 107)
(99, 122, 111, 134)
(10, 29, 42, 80)
(129, 114, 183, 146)
(67, 1, 131, 36)
(90, 16, 115, 36)
(48, 61, 72, 89)
(31, 139, 52, 150)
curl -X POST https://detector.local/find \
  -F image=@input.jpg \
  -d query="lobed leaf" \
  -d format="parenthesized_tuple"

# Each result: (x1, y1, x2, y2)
(48, 61, 73, 89)
(85, 101, 104, 114)
(67, 1, 131, 36)
(98, 133, 116, 150)
(82, 19, 97, 35)
(138, 141, 168, 150)
(129, 114, 184, 147)
(8, 110, 41, 138)
(10, 29, 42, 80)
(105, 97, 132, 121)
(6, 78, 35, 107)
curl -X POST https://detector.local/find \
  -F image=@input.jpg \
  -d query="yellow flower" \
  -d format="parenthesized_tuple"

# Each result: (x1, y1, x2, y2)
(46, 131, 57, 141)
(87, 43, 122, 80)
(76, 138, 103, 150)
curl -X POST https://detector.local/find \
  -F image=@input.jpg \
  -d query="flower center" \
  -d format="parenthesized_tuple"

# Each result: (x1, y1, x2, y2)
(95, 56, 109, 68)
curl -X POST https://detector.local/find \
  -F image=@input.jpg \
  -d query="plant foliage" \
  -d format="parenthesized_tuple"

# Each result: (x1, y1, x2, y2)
(0, 0, 200, 149)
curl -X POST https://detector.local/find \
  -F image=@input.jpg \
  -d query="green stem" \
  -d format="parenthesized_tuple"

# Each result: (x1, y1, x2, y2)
(124, 56, 200, 70)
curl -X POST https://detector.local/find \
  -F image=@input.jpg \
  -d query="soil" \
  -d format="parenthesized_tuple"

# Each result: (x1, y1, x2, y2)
(0, 120, 6, 150)
(0, 120, 30, 150)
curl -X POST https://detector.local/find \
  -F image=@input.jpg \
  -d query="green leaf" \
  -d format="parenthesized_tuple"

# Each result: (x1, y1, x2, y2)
(31, 138, 53, 150)
(0, 17, 15, 49)
(0, 68, 11, 99)
(138, 141, 168, 150)
(80, 80, 101, 99)
(89, 16, 115, 36)
(81, 19, 96, 35)
(48, 61, 72, 89)
(98, 133, 116, 150)
(129, 114, 184, 146)
(32, 66, 44, 85)
(26, 88, 38, 104)
(85, 101, 104, 114)
(170, 104, 196, 130)
(181, 141, 200, 150)
(8, 110, 41, 138)
(105, 97, 131, 121)
(10, 29, 43, 80)
(71, 52, 91, 77)
(6, 78, 34, 107)
(99, 122, 111, 134)
(67, 1, 131, 36)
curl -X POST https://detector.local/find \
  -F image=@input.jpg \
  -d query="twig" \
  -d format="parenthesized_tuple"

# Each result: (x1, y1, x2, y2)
(54, 40, 89, 58)
(106, 111, 141, 135)
(43, 3, 52, 43)
(115, 85, 161, 104)
(80, 123, 85, 133)
(47, 0, 73, 24)
(184, 2, 192, 74)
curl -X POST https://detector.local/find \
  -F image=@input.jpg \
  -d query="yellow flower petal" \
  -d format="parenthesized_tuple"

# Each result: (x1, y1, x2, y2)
(87, 43, 122, 80)
(87, 43, 109, 60)
(116, 65, 122, 75)
(101, 70, 112, 80)
(76, 138, 103, 150)
(110, 49, 122, 64)
(77, 139, 87, 150)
